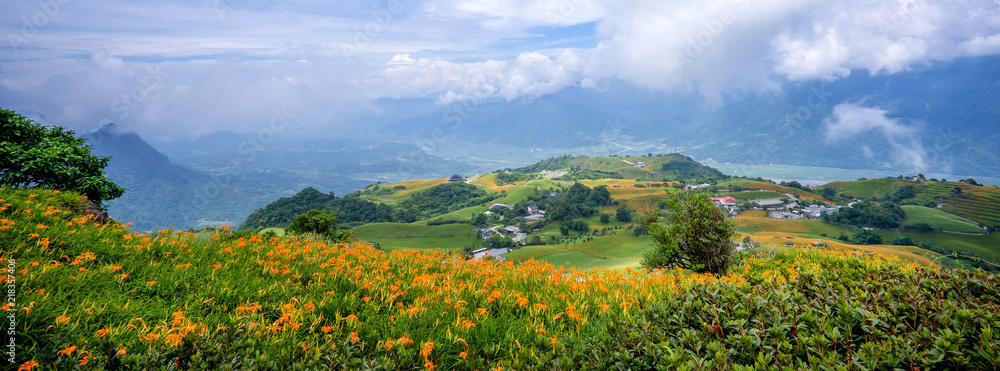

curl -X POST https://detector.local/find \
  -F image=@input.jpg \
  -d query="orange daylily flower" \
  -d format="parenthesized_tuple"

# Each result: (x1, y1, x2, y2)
(18, 360, 40, 370)
(56, 345, 77, 356)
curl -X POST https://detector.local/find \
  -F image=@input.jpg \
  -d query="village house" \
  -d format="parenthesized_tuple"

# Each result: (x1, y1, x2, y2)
(710, 196, 737, 206)
(471, 248, 509, 261)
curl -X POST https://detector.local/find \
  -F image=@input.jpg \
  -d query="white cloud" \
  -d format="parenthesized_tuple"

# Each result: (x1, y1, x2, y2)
(368, 49, 595, 104)
(824, 103, 927, 171)
(3, 0, 1000, 137)
(372, 0, 1000, 103)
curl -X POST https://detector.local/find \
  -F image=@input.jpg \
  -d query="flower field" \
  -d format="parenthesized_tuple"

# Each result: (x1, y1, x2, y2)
(3, 187, 1000, 370)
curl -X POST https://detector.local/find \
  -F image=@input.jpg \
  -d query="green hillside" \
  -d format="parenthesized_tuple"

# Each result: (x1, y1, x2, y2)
(823, 178, 1000, 226)
(512, 154, 724, 181)
(900, 205, 983, 233)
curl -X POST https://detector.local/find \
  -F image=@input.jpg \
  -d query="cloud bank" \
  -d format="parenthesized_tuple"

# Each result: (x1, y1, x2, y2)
(824, 103, 927, 171)
(1, 0, 999, 137)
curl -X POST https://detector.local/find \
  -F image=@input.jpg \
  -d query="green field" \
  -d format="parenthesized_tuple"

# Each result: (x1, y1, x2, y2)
(503, 231, 650, 270)
(912, 182, 1000, 226)
(900, 205, 984, 233)
(351, 222, 479, 251)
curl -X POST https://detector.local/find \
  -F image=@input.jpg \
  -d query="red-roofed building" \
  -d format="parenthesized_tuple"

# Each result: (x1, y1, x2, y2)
(711, 196, 737, 206)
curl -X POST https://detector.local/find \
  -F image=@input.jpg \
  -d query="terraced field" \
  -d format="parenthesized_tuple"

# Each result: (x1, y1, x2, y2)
(824, 178, 913, 198)
(913, 182, 1000, 226)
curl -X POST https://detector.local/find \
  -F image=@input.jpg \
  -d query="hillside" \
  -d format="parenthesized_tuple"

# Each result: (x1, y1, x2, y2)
(512, 154, 724, 181)
(83, 125, 370, 232)
(240, 182, 498, 230)
(822, 178, 1000, 226)
(6, 187, 1000, 369)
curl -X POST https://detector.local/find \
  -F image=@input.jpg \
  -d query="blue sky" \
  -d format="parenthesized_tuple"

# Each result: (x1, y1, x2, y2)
(1, 0, 999, 139)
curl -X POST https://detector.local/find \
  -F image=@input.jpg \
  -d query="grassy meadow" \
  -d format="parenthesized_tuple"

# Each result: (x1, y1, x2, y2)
(5, 187, 1000, 370)
(900, 205, 983, 233)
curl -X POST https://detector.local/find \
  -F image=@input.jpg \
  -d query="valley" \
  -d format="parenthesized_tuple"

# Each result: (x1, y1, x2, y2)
(242, 155, 1000, 272)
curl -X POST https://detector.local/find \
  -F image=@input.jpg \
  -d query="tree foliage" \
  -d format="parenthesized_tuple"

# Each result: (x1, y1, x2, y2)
(286, 209, 352, 242)
(0, 108, 124, 207)
(851, 228, 883, 245)
(832, 200, 905, 229)
(642, 191, 737, 275)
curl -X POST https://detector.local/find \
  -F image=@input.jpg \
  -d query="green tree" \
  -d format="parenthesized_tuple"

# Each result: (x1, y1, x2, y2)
(599, 213, 611, 223)
(286, 209, 353, 242)
(616, 206, 633, 222)
(0, 108, 125, 207)
(286, 209, 338, 235)
(819, 187, 836, 200)
(642, 192, 737, 275)
(851, 228, 883, 245)
(891, 234, 914, 246)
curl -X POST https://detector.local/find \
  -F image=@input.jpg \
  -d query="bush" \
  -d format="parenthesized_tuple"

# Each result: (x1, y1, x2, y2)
(0, 108, 125, 207)
(599, 213, 611, 223)
(616, 206, 633, 222)
(642, 192, 737, 275)
(851, 228, 883, 245)
(286, 209, 352, 243)
(892, 234, 914, 246)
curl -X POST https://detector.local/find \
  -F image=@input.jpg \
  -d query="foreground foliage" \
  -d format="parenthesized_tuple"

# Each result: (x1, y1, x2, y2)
(0, 108, 124, 207)
(3, 187, 999, 370)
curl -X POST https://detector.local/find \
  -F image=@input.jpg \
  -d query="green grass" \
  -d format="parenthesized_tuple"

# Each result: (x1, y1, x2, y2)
(9, 187, 1000, 370)
(900, 205, 983, 233)
(351, 222, 479, 251)
(876, 229, 1000, 261)
(504, 231, 649, 270)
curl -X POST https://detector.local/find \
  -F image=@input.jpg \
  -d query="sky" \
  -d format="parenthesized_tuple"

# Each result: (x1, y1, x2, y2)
(1, 0, 999, 140)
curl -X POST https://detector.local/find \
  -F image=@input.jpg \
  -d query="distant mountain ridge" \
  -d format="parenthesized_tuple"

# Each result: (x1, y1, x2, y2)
(369, 56, 1000, 177)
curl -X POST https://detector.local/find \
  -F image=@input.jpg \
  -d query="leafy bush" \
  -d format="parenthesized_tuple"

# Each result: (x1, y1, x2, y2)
(615, 206, 633, 222)
(642, 192, 737, 275)
(0, 108, 125, 207)
(891, 234, 914, 246)
(851, 228, 883, 245)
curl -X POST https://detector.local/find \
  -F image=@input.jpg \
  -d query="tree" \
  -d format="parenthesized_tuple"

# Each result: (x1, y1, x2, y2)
(0, 108, 125, 207)
(891, 234, 914, 246)
(599, 213, 611, 223)
(641, 191, 737, 275)
(286, 209, 352, 242)
(851, 228, 883, 245)
(819, 187, 836, 200)
(287, 209, 338, 235)
(616, 206, 633, 222)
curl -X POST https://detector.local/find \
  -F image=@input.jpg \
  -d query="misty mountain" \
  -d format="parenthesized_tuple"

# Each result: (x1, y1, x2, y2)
(84, 125, 370, 231)
(368, 57, 1000, 177)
